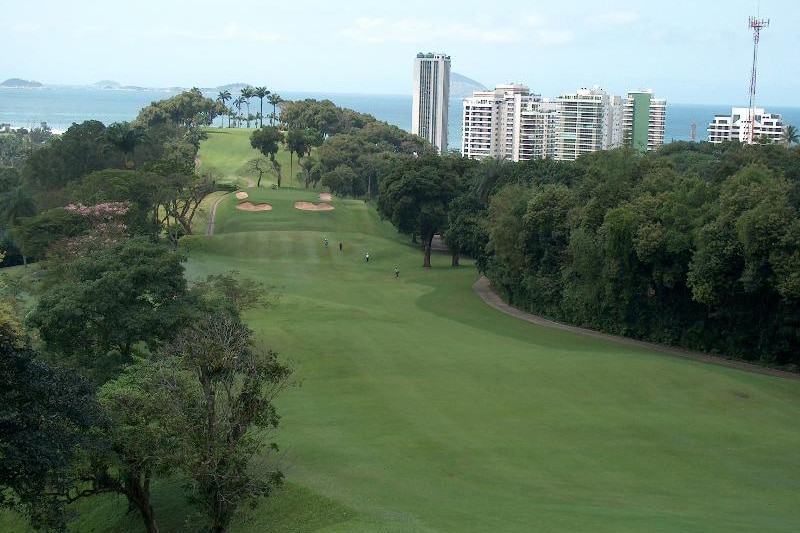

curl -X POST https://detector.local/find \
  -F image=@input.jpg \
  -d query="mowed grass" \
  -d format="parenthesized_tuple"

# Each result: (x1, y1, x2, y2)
(5, 137, 798, 532)
(197, 127, 297, 188)
(180, 222, 800, 533)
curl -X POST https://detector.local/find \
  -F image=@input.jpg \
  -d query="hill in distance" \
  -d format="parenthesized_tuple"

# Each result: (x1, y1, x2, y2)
(450, 72, 487, 99)
(1, 78, 43, 88)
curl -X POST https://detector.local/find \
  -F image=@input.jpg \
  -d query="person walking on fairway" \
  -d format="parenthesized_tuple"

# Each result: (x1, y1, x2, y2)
(394, 265, 399, 277)
(365, 251, 370, 263)
(339, 242, 342, 251)
(324, 237, 329, 248)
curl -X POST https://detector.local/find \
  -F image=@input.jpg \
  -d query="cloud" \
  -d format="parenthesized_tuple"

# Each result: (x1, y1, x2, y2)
(523, 16, 544, 27)
(588, 11, 638, 27)
(337, 17, 520, 44)
(533, 29, 574, 45)
(10, 22, 43, 34)
(141, 23, 282, 43)
(220, 23, 283, 43)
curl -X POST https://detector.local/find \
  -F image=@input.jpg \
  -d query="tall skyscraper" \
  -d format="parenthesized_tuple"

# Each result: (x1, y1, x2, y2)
(412, 52, 450, 152)
(623, 90, 666, 152)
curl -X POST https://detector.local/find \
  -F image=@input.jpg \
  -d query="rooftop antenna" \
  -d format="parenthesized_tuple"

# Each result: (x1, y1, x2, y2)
(747, 14, 769, 143)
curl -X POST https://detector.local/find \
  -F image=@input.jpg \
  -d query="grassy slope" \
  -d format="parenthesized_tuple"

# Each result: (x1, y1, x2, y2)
(197, 128, 297, 188)
(5, 135, 798, 533)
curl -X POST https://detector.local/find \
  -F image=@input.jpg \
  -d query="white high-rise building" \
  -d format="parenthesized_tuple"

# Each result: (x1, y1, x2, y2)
(554, 87, 623, 162)
(707, 107, 784, 144)
(623, 90, 666, 152)
(412, 52, 450, 152)
(462, 84, 557, 161)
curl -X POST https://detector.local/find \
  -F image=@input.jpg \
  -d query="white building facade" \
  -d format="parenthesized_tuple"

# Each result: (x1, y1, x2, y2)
(462, 84, 558, 162)
(554, 87, 623, 162)
(707, 107, 784, 144)
(462, 84, 670, 162)
(412, 52, 451, 152)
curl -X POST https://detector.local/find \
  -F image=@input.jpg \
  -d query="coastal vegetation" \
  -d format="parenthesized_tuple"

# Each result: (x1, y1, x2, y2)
(1, 90, 799, 532)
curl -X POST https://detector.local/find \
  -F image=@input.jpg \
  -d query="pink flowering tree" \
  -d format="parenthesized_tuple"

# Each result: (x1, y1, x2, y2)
(51, 202, 131, 259)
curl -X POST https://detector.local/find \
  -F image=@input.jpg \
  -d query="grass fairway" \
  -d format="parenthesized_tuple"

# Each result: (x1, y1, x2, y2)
(198, 127, 297, 187)
(4, 140, 798, 532)
(175, 184, 800, 532)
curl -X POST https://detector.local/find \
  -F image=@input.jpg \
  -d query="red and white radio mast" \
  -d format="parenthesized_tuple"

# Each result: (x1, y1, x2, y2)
(746, 16, 769, 144)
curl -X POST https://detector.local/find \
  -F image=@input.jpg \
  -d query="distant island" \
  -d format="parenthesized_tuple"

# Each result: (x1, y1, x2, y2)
(2, 76, 487, 97)
(1, 78, 43, 88)
(93, 80, 122, 89)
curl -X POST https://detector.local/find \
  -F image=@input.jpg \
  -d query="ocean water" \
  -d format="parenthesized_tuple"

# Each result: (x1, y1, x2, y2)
(1, 86, 798, 150)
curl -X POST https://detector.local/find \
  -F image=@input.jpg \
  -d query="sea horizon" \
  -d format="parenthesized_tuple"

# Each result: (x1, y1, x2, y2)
(2, 85, 798, 148)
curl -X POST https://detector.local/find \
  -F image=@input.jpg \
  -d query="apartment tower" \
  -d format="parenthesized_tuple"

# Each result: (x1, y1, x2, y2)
(623, 90, 666, 152)
(412, 52, 451, 152)
(554, 87, 622, 162)
(462, 84, 558, 161)
(707, 107, 784, 144)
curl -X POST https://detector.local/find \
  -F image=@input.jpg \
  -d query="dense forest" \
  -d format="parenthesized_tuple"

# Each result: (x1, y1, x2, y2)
(442, 142, 800, 369)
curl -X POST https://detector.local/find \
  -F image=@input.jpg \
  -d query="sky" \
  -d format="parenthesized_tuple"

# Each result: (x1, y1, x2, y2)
(2, 0, 798, 106)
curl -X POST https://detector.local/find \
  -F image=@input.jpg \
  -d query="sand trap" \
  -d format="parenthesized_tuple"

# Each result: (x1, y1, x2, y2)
(236, 202, 272, 211)
(294, 201, 334, 211)
(318, 193, 332, 201)
(235, 191, 249, 199)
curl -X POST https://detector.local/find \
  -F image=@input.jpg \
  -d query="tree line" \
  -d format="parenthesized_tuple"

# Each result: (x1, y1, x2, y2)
(1, 90, 291, 532)
(371, 140, 800, 369)
(237, 97, 800, 370)
(215, 86, 282, 129)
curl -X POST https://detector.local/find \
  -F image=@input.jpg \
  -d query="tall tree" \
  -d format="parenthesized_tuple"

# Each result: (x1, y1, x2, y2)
(253, 87, 270, 128)
(158, 275, 291, 533)
(267, 93, 282, 126)
(247, 157, 271, 188)
(27, 237, 190, 378)
(232, 96, 246, 128)
(378, 154, 463, 267)
(0, 309, 106, 531)
(298, 155, 322, 188)
(250, 127, 284, 186)
(93, 358, 182, 533)
(783, 124, 799, 146)
(216, 90, 232, 128)
(240, 87, 255, 128)
(285, 128, 320, 182)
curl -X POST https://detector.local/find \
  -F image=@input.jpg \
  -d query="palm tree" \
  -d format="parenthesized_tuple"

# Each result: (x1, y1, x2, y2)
(240, 86, 255, 128)
(253, 87, 270, 128)
(232, 96, 246, 127)
(216, 90, 232, 128)
(783, 124, 799, 146)
(267, 93, 282, 126)
(105, 121, 146, 169)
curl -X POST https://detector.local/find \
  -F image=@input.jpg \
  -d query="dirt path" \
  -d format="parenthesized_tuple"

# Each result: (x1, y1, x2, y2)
(472, 276, 799, 380)
(205, 193, 229, 236)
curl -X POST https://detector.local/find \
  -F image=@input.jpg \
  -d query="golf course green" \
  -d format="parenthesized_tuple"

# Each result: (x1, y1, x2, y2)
(3, 129, 798, 532)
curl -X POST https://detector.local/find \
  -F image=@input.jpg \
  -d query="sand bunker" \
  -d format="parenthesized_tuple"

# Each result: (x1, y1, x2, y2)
(236, 202, 272, 211)
(235, 191, 249, 199)
(318, 193, 332, 201)
(294, 201, 334, 211)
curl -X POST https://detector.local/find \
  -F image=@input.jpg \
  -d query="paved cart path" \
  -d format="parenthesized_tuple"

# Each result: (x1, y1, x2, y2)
(472, 276, 799, 380)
